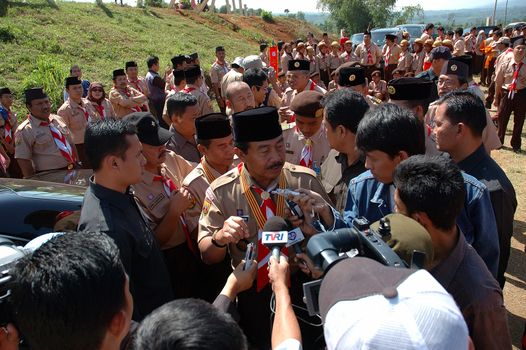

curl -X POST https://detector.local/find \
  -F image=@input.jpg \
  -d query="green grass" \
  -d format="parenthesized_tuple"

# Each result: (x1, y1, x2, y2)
(0, 0, 314, 116)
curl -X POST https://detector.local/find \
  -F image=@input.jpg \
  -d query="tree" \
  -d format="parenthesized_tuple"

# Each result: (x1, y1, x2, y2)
(318, 0, 396, 34)
(392, 5, 424, 25)
(296, 11, 306, 21)
(284, 9, 289, 16)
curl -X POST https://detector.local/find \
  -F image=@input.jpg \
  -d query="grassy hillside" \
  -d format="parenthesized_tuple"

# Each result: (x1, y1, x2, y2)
(0, 0, 322, 116)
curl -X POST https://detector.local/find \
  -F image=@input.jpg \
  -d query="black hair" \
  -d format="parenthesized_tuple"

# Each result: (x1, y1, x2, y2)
(447, 30, 454, 36)
(425, 23, 435, 31)
(397, 98, 431, 116)
(147, 56, 159, 69)
(134, 299, 247, 350)
(493, 30, 503, 37)
(437, 26, 444, 31)
(234, 141, 249, 153)
(455, 27, 463, 36)
(10, 232, 127, 350)
(321, 89, 369, 133)
(84, 119, 137, 171)
(356, 103, 425, 157)
(166, 92, 198, 119)
(196, 138, 212, 148)
(173, 71, 186, 86)
(436, 90, 487, 137)
(394, 155, 466, 231)
(69, 64, 80, 74)
(243, 68, 268, 89)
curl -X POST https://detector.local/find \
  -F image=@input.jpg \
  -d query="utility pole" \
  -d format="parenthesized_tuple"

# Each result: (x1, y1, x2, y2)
(504, 0, 508, 24)
(492, 0, 498, 25)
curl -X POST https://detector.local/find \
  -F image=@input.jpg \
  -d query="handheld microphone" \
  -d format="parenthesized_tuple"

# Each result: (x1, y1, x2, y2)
(262, 216, 289, 261)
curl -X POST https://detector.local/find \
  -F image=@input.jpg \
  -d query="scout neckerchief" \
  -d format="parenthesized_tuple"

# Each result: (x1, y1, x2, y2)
(299, 139, 313, 168)
(122, 87, 142, 112)
(308, 80, 317, 91)
(366, 43, 374, 65)
(0, 107, 12, 144)
(508, 61, 524, 100)
(153, 172, 198, 257)
(129, 79, 143, 93)
(39, 119, 76, 165)
(384, 44, 392, 64)
(238, 162, 287, 292)
(200, 157, 218, 184)
(183, 86, 197, 94)
(94, 103, 105, 120)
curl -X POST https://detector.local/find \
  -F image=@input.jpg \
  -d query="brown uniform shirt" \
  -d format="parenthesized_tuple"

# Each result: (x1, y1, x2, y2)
(183, 158, 233, 235)
(369, 80, 387, 97)
(397, 50, 413, 72)
(57, 98, 93, 144)
(340, 51, 356, 63)
(184, 85, 214, 117)
(495, 56, 526, 91)
(283, 123, 331, 168)
(14, 115, 75, 172)
(316, 53, 331, 71)
(198, 162, 331, 267)
(210, 61, 230, 86)
(281, 53, 293, 73)
(412, 51, 425, 75)
(453, 38, 466, 57)
(128, 77, 150, 97)
(281, 80, 327, 108)
(108, 86, 146, 118)
(133, 151, 195, 250)
(86, 99, 116, 121)
(166, 125, 201, 163)
(328, 52, 342, 70)
(354, 42, 381, 66)
(430, 232, 512, 350)
(425, 101, 502, 152)
(382, 43, 402, 65)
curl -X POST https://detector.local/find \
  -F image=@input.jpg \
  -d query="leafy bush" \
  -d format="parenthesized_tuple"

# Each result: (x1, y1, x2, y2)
(22, 56, 68, 108)
(261, 10, 273, 23)
(145, 0, 163, 8)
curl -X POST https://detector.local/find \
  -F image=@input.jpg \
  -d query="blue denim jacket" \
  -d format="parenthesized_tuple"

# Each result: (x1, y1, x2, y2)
(339, 170, 499, 277)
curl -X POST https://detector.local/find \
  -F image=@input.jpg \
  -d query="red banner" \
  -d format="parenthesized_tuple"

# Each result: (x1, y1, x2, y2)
(269, 45, 279, 73)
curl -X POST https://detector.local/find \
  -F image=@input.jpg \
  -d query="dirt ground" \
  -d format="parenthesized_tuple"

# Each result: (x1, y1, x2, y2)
(488, 108, 525, 349)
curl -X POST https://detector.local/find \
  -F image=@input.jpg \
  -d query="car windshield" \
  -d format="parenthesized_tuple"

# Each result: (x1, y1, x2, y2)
(371, 30, 395, 46)
(351, 33, 364, 43)
(401, 26, 423, 39)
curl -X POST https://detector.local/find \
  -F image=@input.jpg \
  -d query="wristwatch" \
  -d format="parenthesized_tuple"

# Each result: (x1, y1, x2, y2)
(211, 233, 227, 248)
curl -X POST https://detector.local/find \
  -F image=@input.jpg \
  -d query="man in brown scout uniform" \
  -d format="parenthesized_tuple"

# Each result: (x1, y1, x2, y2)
(397, 39, 413, 76)
(382, 33, 402, 81)
(283, 90, 331, 173)
(109, 69, 148, 119)
(354, 31, 382, 80)
(337, 65, 381, 109)
(125, 112, 197, 299)
(183, 113, 235, 301)
(126, 61, 150, 108)
(0, 87, 22, 177)
(15, 88, 79, 177)
(183, 65, 214, 117)
(280, 60, 326, 122)
(210, 46, 230, 114)
(57, 77, 93, 167)
(198, 106, 333, 348)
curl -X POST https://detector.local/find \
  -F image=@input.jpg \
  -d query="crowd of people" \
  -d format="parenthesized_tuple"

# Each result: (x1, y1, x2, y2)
(0, 22, 525, 350)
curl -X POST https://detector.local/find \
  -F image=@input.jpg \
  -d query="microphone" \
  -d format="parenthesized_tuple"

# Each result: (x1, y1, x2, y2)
(284, 218, 305, 254)
(262, 216, 289, 261)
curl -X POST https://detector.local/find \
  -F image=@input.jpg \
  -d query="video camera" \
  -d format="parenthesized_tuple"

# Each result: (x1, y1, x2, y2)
(302, 217, 408, 316)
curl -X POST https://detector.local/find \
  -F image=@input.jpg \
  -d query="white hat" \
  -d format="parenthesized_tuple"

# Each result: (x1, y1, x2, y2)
(232, 56, 245, 68)
(242, 55, 265, 70)
(320, 257, 469, 350)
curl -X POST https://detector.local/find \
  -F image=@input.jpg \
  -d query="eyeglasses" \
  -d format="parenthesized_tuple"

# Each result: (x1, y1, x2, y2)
(91, 88, 103, 92)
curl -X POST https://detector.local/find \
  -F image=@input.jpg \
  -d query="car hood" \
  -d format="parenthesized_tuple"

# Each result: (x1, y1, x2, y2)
(0, 178, 86, 201)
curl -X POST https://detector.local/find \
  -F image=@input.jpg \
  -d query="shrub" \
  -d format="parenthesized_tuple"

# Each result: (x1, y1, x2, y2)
(261, 10, 273, 23)
(22, 56, 68, 108)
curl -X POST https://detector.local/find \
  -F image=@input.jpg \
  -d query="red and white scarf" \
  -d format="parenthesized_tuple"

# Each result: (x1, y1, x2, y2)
(41, 120, 76, 164)
(299, 139, 313, 168)
(508, 62, 524, 99)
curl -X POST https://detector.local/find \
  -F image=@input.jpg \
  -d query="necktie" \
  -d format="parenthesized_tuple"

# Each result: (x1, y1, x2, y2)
(508, 62, 523, 100)
(251, 186, 277, 291)
(41, 120, 76, 164)
(153, 173, 197, 256)
(299, 139, 313, 168)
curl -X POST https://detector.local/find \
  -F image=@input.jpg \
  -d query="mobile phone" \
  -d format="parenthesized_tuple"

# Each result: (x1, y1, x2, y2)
(243, 243, 255, 270)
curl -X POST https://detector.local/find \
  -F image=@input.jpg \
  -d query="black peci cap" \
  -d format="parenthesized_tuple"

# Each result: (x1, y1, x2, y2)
(288, 59, 310, 71)
(112, 69, 126, 79)
(338, 66, 366, 87)
(25, 87, 47, 103)
(232, 107, 282, 143)
(387, 77, 434, 100)
(123, 112, 173, 146)
(195, 113, 232, 140)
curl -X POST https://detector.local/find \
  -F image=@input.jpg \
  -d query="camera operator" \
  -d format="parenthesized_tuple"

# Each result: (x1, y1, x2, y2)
(267, 254, 475, 350)
(392, 155, 511, 350)
(7, 231, 133, 350)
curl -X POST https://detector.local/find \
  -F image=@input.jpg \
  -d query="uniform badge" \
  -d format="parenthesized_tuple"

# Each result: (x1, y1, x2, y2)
(450, 64, 458, 72)
(349, 74, 356, 82)
(294, 62, 300, 68)
(236, 209, 244, 216)
(388, 85, 396, 95)
(202, 197, 211, 215)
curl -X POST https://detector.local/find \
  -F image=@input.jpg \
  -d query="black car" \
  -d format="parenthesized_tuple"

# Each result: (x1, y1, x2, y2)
(0, 178, 84, 245)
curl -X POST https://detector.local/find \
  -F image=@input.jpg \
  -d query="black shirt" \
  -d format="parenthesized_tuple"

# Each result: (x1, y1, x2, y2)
(78, 177, 173, 321)
(457, 144, 517, 285)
